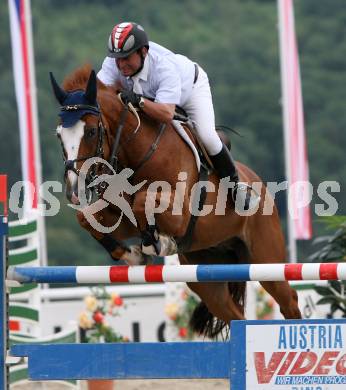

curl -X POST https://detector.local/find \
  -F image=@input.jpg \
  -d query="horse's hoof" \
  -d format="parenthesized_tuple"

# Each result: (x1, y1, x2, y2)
(142, 239, 161, 256)
(141, 244, 157, 256)
(120, 245, 146, 266)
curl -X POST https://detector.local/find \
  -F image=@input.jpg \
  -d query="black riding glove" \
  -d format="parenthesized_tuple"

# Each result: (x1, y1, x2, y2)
(120, 90, 142, 108)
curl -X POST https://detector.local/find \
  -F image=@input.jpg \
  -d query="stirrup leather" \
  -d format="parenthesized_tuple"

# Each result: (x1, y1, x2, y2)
(232, 182, 260, 212)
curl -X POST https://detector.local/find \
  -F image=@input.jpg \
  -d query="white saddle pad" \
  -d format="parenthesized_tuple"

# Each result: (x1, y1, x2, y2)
(172, 120, 201, 172)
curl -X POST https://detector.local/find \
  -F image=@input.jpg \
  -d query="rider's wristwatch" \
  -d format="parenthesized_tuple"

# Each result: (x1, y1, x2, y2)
(139, 97, 145, 109)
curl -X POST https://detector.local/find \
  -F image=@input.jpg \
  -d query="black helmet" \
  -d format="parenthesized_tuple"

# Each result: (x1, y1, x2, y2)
(107, 22, 149, 58)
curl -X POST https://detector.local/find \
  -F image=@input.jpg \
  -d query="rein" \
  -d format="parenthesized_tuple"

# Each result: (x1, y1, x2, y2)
(108, 103, 167, 177)
(109, 105, 129, 171)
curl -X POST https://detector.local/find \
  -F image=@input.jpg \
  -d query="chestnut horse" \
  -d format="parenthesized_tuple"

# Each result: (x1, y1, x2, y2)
(51, 65, 301, 337)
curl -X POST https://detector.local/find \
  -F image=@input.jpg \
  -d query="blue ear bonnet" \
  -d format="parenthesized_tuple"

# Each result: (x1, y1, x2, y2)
(59, 90, 99, 128)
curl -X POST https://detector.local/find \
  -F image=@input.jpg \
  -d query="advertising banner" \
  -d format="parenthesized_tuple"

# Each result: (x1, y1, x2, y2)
(231, 319, 346, 389)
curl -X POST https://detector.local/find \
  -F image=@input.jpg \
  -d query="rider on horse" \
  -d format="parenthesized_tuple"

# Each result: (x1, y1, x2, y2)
(97, 22, 260, 211)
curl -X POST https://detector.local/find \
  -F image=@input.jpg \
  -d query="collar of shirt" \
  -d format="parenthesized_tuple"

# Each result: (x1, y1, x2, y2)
(129, 54, 149, 84)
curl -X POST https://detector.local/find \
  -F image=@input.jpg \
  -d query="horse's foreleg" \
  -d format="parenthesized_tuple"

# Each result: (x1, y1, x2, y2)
(76, 205, 147, 265)
(76, 209, 126, 257)
(132, 187, 190, 236)
(132, 187, 191, 256)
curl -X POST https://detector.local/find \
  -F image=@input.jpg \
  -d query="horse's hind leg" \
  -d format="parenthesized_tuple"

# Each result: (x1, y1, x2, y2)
(249, 213, 302, 319)
(260, 281, 301, 319)
(253, 238, 302, 319)
(187, 281, 246, 323)
(179, 254, 245, 337)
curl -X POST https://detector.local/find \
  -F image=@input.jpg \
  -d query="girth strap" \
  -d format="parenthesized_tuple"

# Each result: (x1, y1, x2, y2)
(175, 164, 209, 252)
(132, 123, 166, 174)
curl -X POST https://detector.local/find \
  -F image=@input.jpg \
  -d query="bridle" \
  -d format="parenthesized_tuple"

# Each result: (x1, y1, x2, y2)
(60, 96, 166, 197)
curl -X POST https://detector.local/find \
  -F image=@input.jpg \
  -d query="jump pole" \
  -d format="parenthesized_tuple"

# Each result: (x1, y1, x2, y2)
(7, 262, 346, 284)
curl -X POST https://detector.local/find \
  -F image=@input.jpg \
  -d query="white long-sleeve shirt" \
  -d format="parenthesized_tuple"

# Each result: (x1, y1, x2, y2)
(97, 41, 196, 106)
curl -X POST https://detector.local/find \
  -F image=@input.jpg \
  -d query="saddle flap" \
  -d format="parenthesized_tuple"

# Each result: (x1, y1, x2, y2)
(172, 120, 213, 172)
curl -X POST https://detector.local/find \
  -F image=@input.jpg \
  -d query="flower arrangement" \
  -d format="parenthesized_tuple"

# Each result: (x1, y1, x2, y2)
(165, 289, 199, 340)
(256, 286, 275, 320)
(79, 286, 129, 343)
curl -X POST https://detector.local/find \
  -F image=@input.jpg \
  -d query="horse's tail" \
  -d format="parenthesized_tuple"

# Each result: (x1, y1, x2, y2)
(189, 280, 246, 339)
(189, 239, 249, 339)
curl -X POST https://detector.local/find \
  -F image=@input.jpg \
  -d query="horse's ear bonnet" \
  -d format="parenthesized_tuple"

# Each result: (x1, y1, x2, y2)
(85, 70, 97, 105)
(50, 70, 99, 128)
(50, 72, 67, 105)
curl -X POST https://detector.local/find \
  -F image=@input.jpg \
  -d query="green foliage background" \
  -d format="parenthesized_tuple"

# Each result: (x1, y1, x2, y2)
(0, 0, 345, 264)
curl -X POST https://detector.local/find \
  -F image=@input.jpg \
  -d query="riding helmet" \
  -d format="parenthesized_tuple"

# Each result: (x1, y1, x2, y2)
(107, 22, 149, 58)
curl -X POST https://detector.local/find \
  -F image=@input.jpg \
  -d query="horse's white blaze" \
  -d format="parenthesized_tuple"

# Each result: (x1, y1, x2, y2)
(57, 121, 85, 189)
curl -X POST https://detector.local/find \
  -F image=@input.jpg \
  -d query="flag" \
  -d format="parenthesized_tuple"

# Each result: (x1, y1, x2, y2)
(278, 0, 312, 240)
(8, 0, 41, 211)
(0, 175, 7, 216)
(8, 0, 48, 266)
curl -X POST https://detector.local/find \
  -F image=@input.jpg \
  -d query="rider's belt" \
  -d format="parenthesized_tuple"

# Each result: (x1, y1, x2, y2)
(193, 63, 199, 84)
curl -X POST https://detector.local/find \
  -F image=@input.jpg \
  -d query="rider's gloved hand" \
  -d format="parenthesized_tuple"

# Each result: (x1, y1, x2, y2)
(120, 90, 142, 108)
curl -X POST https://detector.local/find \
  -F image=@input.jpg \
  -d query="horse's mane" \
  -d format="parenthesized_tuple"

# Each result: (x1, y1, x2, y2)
(62, 63, 111, 92)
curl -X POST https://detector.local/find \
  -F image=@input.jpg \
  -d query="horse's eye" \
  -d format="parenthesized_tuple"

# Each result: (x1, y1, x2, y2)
(85, 128, 96, 139)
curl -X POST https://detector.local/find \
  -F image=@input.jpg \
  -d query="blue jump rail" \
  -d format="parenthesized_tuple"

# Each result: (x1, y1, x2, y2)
(10, 342, 230, 380)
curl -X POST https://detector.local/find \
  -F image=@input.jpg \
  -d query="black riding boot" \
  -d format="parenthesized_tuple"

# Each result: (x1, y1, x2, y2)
(210, 144, 239, 184)
(210, 144, 260, 211)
